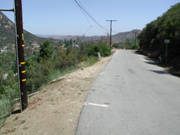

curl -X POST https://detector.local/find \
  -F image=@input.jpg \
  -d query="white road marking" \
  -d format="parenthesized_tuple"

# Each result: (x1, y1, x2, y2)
(84, 102, 109, 108)
(100, 72, 104, 75)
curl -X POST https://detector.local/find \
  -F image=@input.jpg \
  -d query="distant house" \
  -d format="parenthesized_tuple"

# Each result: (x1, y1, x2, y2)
(72, 44, 79, 48)
(62, 44, 66, 49)
(62, 44, 79, 49)
(31, 44, 38, 46)
(0, 49, 7, 54)
(31, 44, 39, 49)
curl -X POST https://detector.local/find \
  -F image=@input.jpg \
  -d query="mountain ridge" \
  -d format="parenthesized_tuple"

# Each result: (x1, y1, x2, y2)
(36, 29, 142, 43)
(112, 29, 142, 43)
(1, 11, 141, 47)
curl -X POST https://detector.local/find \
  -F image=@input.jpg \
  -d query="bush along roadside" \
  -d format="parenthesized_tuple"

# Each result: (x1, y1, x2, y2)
(0, 40, 111, 128)
(86, 43, 111, 57)
(138, 3, 180, 69)
(0, 50, 19, 128)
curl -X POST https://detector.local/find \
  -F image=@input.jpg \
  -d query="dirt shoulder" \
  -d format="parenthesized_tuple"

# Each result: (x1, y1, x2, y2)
(0, 56, 111, 135)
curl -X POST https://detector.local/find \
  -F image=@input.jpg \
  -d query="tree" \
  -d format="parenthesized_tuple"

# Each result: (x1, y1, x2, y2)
(64, 39, 72, 48)
(126, 38, 131, 47)
(59, 40, 63, 45)
(39, 39, 53, 59)
(0, 40, 3, 47)
(7, 43, 12, 50)
(0, 51, 16, 94)
(138, 2, 180, 67)
(112, 43, 119, 48)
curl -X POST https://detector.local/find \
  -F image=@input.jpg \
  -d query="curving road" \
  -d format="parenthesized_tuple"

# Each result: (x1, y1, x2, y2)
(76, 50, 180, 135)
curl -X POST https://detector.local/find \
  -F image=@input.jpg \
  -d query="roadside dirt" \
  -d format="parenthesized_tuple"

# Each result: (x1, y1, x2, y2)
(0, 56, 111, 135)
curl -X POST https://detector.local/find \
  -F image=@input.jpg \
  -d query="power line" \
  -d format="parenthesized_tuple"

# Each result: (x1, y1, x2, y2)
(77, 0, 91, 18)
(84, 25, 92, 35)
(73, 0, 108, 31)
(71, 0, 92, 26)
(112, 30, 118, 35)
(71, 0, 93, 35)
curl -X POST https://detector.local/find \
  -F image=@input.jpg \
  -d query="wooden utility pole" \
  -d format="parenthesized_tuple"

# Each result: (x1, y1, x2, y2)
(106, 20, 116, 49)
(14, 0, 28, 111)
(0, 0, 28, 111)
(134, 32, 137, 49)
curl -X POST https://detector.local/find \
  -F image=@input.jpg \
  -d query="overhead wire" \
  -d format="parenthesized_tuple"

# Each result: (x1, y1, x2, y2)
(84, 25, 92, 35)
(112, 30, 119, 35)
(71, 0, 92, 26)
(77, 0, 92, 18)
(71, 0, 93, 35)
(73, 0, 108, 31)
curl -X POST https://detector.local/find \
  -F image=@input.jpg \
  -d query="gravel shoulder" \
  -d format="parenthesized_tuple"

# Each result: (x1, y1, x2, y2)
(0, 56, 111, 135)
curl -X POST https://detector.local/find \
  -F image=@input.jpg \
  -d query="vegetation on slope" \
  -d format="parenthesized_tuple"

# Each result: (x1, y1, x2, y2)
(0, 11, 44, 46)
(112, 29, 141, 43)
(112, 37, 140, 50)
(138, 3, 180, 68)
(0, 38, 111, 128)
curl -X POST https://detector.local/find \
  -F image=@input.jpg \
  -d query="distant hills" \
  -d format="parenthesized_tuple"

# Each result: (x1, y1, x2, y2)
(37, 29, 142, 43)
(112, 29, 142, 43)
(1, 11, 141, 48)
(44, 35, 105, 42)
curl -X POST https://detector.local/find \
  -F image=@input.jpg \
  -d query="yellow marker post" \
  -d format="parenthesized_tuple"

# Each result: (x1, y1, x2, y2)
(20, 62, 25, 65)
(21, 70, 26, 73)
(22, 79, 26, 82)
(22, 33, 24, 40)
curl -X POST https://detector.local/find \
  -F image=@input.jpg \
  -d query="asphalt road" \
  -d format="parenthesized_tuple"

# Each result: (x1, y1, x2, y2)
(76, 50, 180, 135)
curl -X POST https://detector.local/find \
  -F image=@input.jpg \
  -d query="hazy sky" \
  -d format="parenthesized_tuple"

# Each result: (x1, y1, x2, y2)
(1, 0, 179, 36)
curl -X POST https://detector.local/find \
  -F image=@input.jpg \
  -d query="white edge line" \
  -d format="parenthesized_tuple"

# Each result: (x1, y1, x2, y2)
(84, 102, 109, 108)
(100, 72, 104, 75)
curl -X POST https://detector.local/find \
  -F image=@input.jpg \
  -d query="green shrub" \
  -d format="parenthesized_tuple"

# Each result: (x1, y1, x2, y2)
(87, 56, 98, 65)
(78, 55, 88, 62)
(130, 41, 140, 50)
(86, 43, 111, 57)
(0, 86, 18, 128)
(39, 39, 54, 60)
(86, 47, 95, 56)
(99, 43, 111, 56)
(112, 43, 119, 48)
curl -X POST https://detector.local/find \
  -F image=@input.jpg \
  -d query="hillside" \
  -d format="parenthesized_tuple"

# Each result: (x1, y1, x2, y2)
(138, 2, 180, 69)
(0, 11, 45, 47)
(112, 29, 142, 43)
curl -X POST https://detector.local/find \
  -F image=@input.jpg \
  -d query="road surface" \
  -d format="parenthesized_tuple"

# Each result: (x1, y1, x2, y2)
(76, 50, 180, 135)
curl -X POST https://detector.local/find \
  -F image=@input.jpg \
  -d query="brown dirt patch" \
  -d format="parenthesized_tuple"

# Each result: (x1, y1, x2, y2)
(0, 56, 111, 135)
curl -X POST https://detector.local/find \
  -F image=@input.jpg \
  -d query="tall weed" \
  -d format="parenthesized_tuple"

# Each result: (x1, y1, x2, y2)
(0, 86, 17, 128)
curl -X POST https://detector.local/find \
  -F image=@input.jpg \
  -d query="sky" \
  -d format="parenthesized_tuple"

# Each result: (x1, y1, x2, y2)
(0, 0, 179, 36)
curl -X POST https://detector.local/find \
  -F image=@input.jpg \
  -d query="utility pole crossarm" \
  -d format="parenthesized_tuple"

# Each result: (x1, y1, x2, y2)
(106, 20, 117, 49)
(106, 20, 117, 21)
(0, 9, 14, 12)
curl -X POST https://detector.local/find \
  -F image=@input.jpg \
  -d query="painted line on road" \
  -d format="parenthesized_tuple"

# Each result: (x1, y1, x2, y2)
(84, 102, 109, 108)
(100, 72, 104, 75)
